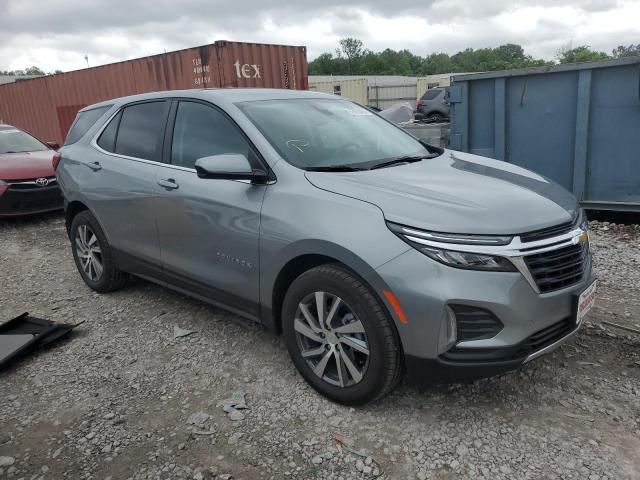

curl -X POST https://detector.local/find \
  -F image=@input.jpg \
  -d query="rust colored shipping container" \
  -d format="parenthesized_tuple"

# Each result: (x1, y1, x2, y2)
(0, 41, 308, 145)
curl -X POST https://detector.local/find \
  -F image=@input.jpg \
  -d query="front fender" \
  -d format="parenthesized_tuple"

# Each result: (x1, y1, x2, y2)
(258, 178, 411, 333)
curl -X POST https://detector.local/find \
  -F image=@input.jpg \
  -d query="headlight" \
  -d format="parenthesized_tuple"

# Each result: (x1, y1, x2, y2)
(419, 246, 517, 271)
(387, 222, 517, 272)
(579, 208, 588, 231)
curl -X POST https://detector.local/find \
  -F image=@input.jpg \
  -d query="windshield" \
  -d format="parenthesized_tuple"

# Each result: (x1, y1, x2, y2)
(237, 99, 435, 170)
(0, 128, 49, 154)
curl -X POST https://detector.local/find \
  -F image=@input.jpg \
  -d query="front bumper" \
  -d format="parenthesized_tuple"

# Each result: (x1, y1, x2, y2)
(405, 317, 582, 384)
(0, 181, 63, 217)
(374, 245, 593, 383)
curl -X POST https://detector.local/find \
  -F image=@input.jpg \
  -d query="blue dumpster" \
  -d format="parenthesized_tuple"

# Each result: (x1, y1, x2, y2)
(449, 56, 640, 211)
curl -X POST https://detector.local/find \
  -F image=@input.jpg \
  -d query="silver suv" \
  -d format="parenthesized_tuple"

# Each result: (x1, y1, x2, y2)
(56, 89, 596, 405)
(416, 87, 449, 122)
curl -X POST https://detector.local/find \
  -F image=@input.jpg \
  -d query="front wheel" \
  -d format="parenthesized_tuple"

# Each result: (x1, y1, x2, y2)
(282, 264, 403, 405)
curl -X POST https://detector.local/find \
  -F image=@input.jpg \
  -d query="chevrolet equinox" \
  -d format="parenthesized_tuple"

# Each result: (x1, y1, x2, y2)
(56, 89, 596, 405)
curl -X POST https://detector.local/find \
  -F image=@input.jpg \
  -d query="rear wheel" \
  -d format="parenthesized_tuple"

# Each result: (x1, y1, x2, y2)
(282, 264, 402, 405)
(70, 210, 127, 292)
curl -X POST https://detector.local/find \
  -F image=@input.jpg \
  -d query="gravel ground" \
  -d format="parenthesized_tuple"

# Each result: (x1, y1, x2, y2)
(0, 213, 639, 480)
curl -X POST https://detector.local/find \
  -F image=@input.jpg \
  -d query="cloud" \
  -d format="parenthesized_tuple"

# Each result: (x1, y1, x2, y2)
(0, 0, 637, 72)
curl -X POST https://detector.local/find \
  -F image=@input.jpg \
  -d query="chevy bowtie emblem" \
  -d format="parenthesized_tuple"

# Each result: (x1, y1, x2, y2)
(573, 231, 589, 245)
(35, 177, 49, 187)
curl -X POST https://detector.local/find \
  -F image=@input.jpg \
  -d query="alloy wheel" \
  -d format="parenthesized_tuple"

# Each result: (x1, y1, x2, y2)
(294, 291, 370, 388)
(75, 224, 103, 281)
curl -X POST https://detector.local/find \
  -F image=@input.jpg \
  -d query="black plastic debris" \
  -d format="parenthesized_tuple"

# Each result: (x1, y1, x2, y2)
(0, 312, 81, 369)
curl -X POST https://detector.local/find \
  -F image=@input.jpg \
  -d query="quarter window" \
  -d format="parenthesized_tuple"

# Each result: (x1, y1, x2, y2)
(97, 112, 120, 152)
(421, 89, 441, 101)
(171, 101, 251, 169)
(65, 106, 111, 145)
(114, 101, 167, 161)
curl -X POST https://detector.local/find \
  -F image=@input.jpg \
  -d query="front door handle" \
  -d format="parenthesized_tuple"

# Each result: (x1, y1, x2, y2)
(87, 161, 102, 171)
(157, 178, 179, 190)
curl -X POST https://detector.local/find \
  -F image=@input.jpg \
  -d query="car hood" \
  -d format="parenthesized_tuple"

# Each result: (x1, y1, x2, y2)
(0, 150, 56, 180)
(305, 150, 579, 235)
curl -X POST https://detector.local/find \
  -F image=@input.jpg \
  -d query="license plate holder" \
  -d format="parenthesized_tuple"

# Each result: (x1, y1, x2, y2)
(576, 280, 597, 325)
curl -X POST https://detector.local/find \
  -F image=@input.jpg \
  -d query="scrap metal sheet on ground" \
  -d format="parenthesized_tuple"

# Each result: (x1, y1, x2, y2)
(0, 312, 81, 369)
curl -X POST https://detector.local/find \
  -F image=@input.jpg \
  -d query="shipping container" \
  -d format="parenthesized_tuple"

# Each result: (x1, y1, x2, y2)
(309, 78, 368, 105)
(0, 41, 308, 145)
(368, 84, 417, 110)
(449, 57, 640, 211)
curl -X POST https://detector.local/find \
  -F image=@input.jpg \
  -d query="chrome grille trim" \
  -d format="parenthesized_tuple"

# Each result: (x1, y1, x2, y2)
(398, 223, 590, 294)
(6, 177, 57, 186)
(401, 226, 584, 257)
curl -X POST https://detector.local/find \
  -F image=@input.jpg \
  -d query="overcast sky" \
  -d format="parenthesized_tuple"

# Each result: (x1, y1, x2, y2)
(0, 0, 638, 72)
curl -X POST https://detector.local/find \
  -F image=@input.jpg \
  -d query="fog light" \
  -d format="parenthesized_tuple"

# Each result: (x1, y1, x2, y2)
(444, 306, 457, 350)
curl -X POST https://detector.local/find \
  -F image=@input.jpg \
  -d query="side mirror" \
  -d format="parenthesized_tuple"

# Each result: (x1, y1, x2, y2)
(46, 142, 60, 151)
(194, 154, 268, 183)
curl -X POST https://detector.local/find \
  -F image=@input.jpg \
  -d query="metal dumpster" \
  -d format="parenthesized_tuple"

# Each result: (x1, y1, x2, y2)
(448, 57, 640, 211)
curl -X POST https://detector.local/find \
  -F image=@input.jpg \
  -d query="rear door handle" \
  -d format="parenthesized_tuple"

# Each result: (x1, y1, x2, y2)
(87, 161, 102, 171)
(157, 178, 179, 190)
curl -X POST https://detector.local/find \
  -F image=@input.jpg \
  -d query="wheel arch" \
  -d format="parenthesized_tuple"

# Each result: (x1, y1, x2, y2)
(64, 200, 112, 245)
(65, 200, 89, 236)
(262, 240, 396, 336)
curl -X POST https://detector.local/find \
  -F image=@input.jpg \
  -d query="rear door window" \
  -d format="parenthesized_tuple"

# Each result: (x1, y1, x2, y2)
(115, 101, 168, 161)
(64, 106, 111, 145)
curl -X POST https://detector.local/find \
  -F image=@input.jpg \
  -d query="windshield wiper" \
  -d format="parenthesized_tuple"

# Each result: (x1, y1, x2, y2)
(305, 165, 366, 172)
(369, 155, 433, 170)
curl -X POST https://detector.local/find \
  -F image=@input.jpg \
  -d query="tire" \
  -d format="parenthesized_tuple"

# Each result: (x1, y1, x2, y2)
(70, 210, 128, 293)
(426, 113, 445, 123)
(282, 264, 403, 405)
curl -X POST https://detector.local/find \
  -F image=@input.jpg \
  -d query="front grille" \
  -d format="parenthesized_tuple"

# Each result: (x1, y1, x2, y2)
(520, 218, 576, 243)
(451, 305, 504, 342)
(0, 185, 63, 214)
(442, 317, 575, 363)
(7, 177, 57, 190)
(524, 242, 588, 293)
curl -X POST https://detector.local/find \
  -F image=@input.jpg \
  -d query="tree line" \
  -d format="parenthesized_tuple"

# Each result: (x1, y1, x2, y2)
(2, 42, 639, 77)
(0, 66, 63, 76)
(309, 39, 640, 76)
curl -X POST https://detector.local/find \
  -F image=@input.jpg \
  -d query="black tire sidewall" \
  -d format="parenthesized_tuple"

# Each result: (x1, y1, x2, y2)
(70, 211, 115, 292)
(282, 266, 397, 405)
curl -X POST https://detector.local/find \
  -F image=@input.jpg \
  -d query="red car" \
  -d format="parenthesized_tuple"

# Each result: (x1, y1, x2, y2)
(0, 124, 63, 217)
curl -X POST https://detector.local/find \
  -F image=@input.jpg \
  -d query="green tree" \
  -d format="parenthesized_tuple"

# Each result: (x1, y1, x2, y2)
(308, 53, 336, 75)
(0, 66, 53, 76)
(23, 66, 46, 75)
(420, 53, 455, 75)
(339, 38, 364, 74)
(557, 45, 609, 64)
(494, 43, 526, 63)
(308, 40, 552, 76)
(612, 44, 640, 58)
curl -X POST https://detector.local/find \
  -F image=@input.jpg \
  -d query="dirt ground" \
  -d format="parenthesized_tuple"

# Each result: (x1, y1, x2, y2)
(0, 212, 639, 480)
